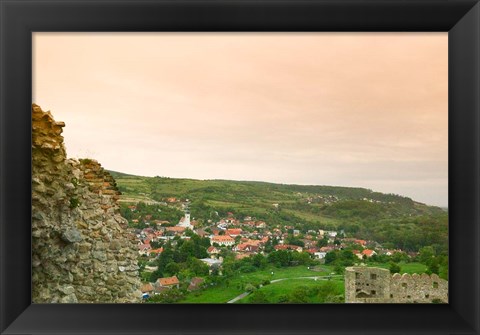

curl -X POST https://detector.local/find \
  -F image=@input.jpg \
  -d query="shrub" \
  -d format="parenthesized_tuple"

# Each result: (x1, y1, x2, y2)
(389, 262, 401, 274)
(249, 290, 269, 303)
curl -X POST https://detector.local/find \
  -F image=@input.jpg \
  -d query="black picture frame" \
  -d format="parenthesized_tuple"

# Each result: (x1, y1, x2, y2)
(1, 0, 479, 334)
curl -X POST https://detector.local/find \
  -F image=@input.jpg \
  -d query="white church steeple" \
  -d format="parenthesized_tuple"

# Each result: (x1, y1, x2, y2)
(177, 199, 193, 229)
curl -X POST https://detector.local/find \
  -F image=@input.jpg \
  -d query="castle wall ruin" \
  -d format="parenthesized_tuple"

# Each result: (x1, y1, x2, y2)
(345, 266, 448, 303)
(32, 104, 142, 303)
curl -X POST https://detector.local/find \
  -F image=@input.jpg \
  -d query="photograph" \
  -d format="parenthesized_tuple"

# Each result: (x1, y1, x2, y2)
(31, 32, 449, 304)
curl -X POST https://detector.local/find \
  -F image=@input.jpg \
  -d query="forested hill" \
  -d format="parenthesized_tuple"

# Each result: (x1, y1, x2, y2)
(109, 172, 448, 253)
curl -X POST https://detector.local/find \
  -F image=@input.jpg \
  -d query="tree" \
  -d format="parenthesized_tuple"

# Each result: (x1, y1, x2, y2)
(146, 288, 184, 303)
(267, 250, 290, 267)
(426, 258, 440, 275)
(333, 264, 345, 275)
(154, 246, 175, 278)
(179, 240, 195, 262)
(382, 242, 395, 250)
(317, 236, 329, 248)
(288, 286, 309, 303)
(389, 262, 401, 274)
(249, 290, 269, 303)
(187, 257, 209, 276)
(418, 246, 436, 264)
(291, 252, 313, 266)
(150, 240, 162, 249)
(286, 235, 305, 247)
(164, 262, 180, 276)
(339, 250, 355, 266)
(391, 252, 408, 263)
(324, 251, 337, 264)
(316, 281, 342, 303)
(252, 253, 267, 269)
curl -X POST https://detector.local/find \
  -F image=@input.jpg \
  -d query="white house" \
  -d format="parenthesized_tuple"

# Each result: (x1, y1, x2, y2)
(210, 235, 235, 246)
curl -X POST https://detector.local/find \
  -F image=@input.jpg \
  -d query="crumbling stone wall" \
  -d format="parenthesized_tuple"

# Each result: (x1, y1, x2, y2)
(389, 272, 448, 303)
(32, 104, 142, 303)
(344, 267, 391, 303)
(345, 266, 448, 303)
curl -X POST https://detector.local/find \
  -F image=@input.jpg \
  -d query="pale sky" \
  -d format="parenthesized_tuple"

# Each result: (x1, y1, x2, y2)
(33, 33, 448, 207)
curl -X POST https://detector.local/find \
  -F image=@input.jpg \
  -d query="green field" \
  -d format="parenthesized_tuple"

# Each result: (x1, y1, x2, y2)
(180, 285, 244, 303)
(237, 278, 345, 304)
(177, 262, 440, 303)
(178, 265, 335, 303)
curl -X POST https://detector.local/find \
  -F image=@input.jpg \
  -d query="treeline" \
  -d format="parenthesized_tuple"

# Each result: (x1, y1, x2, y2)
(149, 235, 211, 281)
(150, 242, 318, 283)
(339, 213, 448, 254)
(323, 247, 448, 280)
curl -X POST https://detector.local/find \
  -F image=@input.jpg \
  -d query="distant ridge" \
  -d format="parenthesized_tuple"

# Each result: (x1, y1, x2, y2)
(106, 170, 143, 178)
(108, 170, 445, 211)
(111, 170, 448, 253)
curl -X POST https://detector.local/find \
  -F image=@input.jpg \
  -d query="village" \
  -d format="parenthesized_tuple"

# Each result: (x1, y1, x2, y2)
(124, 199, 410, 301)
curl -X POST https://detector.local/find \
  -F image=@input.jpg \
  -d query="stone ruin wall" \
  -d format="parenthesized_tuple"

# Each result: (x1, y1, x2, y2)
(345, 266, 448, 303)
(32, 104, 142, 303)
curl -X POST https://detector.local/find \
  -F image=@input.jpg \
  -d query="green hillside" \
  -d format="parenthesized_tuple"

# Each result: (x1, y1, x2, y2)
(110, 172, 448, 253)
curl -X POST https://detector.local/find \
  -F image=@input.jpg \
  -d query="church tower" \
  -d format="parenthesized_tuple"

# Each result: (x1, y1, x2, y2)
(184, 206, 191, 227)
(177, 200, 193, 229)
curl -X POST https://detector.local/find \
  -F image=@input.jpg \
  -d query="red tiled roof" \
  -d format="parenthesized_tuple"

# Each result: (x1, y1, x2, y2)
(211, 235, 235, 242)
(235, 243, 247, 250)
(274, 245, 289, 250)
(140, 283, 154, 292)
(149, 248, 164, 254)
(226, 228, 242, 236)
(166, 226, 186, 233)
(188, 276, 205, 291)
(207, 246, 219, 253)
(362, 249, 375, 256)
(157, 276, 179, 286)
(275, 244, 301, 251)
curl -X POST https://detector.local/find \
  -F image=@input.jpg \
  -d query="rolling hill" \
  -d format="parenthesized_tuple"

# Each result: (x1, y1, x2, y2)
(109, 171, 448, 253)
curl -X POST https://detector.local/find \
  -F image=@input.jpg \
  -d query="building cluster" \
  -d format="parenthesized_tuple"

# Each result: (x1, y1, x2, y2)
(129, 199, 413, 298)
(131, 200, 405, 263)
